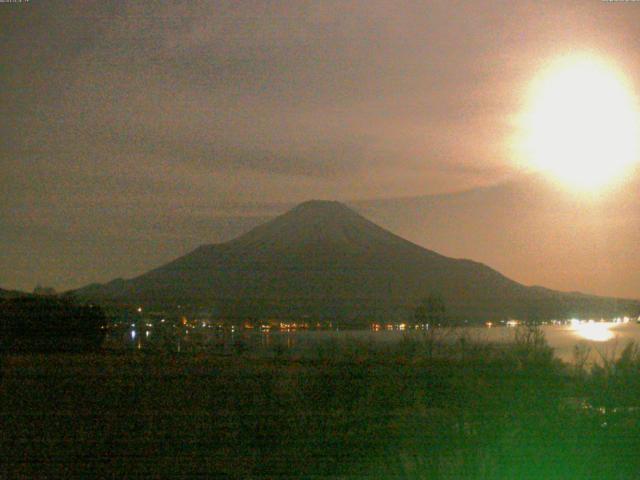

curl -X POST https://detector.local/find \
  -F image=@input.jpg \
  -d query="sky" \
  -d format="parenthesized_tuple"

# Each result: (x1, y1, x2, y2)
(2, 1, 640, 297)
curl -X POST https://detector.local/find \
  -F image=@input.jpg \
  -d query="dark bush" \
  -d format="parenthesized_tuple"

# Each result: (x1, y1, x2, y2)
(0, 295, 107, 353)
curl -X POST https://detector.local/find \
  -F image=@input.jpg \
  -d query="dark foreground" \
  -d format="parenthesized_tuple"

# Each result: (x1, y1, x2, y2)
(2, 333, 640, 479)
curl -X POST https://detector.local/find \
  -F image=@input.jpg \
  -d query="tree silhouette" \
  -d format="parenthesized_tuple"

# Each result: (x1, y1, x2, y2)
(0, 295, 107, 353)
(414, 293, 448, 326)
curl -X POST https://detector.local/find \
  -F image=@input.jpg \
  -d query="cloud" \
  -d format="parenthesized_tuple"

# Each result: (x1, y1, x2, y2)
(3, 0, 640, 290)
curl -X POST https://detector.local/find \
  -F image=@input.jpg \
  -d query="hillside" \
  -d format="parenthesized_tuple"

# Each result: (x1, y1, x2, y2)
(75, 201, 640, 322)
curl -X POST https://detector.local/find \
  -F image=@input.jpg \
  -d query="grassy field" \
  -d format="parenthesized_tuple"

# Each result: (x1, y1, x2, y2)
(2, 332, 640, 479)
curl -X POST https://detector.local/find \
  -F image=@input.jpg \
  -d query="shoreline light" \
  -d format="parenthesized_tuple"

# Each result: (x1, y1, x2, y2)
(570, 319, 614, 342)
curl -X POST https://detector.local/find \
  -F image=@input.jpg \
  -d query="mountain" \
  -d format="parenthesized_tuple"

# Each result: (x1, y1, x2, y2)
(353, 174, 640, 300)
(75, 200, 640, 323)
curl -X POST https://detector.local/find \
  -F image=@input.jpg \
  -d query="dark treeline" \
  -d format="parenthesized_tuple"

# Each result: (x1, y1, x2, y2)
(0, 295, 107, 354)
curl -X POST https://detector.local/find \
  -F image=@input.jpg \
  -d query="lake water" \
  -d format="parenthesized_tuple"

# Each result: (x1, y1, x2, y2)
(112, 319, 640, 364)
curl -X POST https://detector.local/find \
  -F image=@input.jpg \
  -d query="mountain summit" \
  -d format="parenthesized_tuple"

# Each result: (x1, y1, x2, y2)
(76, 201, 638, 322)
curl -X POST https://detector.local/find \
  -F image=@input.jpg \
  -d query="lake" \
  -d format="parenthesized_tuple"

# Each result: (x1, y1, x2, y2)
(111, 318, 640, 364)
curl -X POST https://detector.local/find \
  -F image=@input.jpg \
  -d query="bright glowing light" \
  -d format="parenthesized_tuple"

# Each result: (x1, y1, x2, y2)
(571, 320, 614, 342)
(517, 54, 640, 190)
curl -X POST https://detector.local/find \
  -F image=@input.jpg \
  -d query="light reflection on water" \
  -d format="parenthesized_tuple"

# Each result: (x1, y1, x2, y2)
(109, 321, 640, 364)
(570, 320, 615, 342)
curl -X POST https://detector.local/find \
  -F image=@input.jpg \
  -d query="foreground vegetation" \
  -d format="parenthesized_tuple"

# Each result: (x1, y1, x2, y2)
(1, 329, 640, 479)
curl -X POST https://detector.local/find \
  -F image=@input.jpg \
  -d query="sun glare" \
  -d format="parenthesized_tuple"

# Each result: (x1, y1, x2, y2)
(518, 55, 640, 190)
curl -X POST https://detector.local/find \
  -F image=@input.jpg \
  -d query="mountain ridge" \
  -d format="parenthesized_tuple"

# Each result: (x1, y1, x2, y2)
(75, 200, 640, 322)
